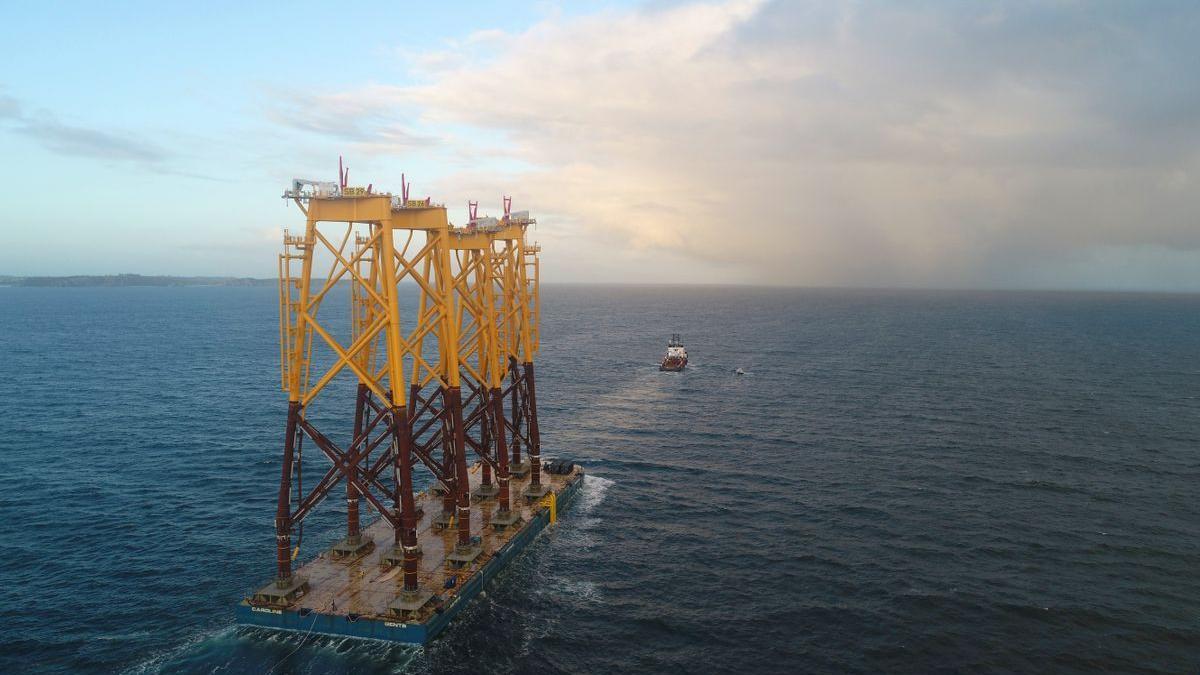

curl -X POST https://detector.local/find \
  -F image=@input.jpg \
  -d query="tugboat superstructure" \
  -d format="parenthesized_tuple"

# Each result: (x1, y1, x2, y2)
(660, 333, 688, 372)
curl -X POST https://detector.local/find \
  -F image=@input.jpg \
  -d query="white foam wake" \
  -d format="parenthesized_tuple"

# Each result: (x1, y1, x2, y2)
(578, 474, 614, 517)
(121, 624, 236, 675)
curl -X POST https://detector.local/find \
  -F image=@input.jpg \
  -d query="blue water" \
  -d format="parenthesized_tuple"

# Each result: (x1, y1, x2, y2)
(1, 285, 1198, 673)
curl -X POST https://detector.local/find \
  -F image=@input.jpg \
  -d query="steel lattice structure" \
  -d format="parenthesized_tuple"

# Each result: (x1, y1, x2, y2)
(270, 171, 541, 609)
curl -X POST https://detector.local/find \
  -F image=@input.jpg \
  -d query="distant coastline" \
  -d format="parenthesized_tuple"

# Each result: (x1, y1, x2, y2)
(0, 274, 274, 287)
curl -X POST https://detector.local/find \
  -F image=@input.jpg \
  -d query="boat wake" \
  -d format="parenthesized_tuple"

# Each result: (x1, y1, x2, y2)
(127, 623, 421, 675)
(579, 474, 614, 519)
(121, 624, 237, 675)
(550, 577, 603, 603)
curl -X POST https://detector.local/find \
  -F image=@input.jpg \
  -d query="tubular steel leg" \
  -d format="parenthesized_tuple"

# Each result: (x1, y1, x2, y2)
(275, 401, 302, 583)
(491, 389, 511, 513)
(524, 362, 542, 487)
(407, 384, 420, 421)
(347, 383, 367, 542)
(480, 388, 493, 487)
(393, 408, 420, 592)
(439, 388, 456, 518)
(509, 358, 523, 467)
(447, 387, 473, 547)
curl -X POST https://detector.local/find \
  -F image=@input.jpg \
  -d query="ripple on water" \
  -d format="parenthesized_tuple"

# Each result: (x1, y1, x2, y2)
(1, 286, 1199, 674)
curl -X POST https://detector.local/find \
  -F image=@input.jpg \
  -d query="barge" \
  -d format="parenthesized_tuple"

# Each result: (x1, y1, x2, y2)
(238, 461, 583, 644)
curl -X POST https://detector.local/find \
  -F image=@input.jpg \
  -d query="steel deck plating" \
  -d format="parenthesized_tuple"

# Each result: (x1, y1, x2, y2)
(237, 465, 583, 644)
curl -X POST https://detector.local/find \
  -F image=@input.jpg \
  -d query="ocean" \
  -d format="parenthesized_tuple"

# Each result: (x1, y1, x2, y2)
(0, 285, 1197, 673)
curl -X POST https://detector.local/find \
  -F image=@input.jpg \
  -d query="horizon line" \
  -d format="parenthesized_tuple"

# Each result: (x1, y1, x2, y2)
(2, 273, 1199, 296)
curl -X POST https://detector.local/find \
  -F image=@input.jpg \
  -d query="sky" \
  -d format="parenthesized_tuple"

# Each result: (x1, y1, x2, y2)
(1, 0, 1198, 290)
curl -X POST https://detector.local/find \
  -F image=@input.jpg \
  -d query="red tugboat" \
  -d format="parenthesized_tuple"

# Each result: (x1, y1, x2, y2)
(659, 333, 688, 371)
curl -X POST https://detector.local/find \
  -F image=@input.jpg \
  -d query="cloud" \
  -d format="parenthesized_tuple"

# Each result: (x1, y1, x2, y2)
(264, 85, 433, 153)
(288, 0, 1200, 288)
(0, 94, 169, 164)
(17, 112, 168, 162)
(0, 94, 21, 119)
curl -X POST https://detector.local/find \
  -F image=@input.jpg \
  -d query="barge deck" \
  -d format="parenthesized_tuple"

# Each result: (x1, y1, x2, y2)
(237, 462, 584, 644)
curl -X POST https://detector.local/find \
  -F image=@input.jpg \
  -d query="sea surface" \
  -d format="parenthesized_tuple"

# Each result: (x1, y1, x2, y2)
(0, 285, 1198, 674)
